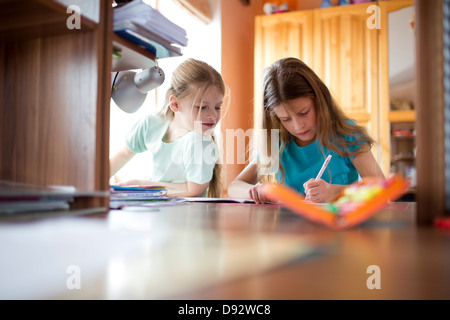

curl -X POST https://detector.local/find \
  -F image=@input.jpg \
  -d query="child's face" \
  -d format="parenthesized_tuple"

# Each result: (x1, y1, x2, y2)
(177, 85, 223, 135)
(274, 96, 317, 147)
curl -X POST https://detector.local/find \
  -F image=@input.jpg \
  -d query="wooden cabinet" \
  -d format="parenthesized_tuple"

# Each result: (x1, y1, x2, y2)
(0, 0, 156, 211)
(389, 111, 416, 182)
(389, 109, 416, 194)
(254, 10, 313, 131)
(0, 0, 110, 210)
(254, 10, 314, 77)
(254, 0, 413, 175)
(313, 4, 379, 126)
(390, 121, 415, 179)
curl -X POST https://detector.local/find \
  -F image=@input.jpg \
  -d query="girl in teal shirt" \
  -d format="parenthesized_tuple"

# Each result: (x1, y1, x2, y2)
(228, 57, 385, 203)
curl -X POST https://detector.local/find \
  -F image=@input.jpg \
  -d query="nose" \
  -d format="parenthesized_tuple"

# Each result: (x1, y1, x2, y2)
(292, 116, 305, 131)
(206, 108, 218, 121)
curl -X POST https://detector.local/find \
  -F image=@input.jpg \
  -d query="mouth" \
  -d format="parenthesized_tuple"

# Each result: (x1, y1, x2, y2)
(297, 130, 310, 136)
(202, 123, 215, 128)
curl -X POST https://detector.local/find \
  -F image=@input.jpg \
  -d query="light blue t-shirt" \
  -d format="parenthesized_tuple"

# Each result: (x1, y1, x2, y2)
(277, 137, 362, 195)
(126, 113, 219, 185)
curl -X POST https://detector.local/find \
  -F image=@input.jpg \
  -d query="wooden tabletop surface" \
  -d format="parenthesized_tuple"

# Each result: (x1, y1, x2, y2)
(1, 201, 449, 300)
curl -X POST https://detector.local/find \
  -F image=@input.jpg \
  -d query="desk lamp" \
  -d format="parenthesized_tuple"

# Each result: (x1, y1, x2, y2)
(111, 65, 165, 113)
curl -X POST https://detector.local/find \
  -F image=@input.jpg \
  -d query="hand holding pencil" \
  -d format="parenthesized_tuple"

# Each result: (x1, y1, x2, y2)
(304, 155, 332, 202)
(315, 155, 332, 181)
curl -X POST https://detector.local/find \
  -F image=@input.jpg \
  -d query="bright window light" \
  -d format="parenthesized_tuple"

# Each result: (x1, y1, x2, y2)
(110, 0, 221, 183)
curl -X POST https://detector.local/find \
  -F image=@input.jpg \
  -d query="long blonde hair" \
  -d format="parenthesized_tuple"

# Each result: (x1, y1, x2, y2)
(258, 57, 374, 182)
(159, 58, 226, 197)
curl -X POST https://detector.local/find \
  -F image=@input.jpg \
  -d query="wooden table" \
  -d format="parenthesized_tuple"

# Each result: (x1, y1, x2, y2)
(0, 201, 449, 300)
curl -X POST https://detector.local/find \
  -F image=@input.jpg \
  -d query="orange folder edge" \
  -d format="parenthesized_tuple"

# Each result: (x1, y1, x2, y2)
(262, 175, 410, 229)
(262, 184, 337, 227)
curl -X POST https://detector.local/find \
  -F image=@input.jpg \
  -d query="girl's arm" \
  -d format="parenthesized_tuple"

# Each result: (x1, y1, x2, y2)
(110, 145, 136, 177)
(227, 159, 258, 198)
(228, 159, 271, 203)
(158, 180, 209, 197)
(352, 148, 385, 179)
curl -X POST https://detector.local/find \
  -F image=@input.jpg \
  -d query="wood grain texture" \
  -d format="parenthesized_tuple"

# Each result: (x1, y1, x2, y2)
(47, 202, 450, 300)
(0, 0, 110, 209)
(0, 33, 96, 189)
(112, 34, 156, 71)
(0, 0, 97, 42)
(415, 0, 447, 223)
(173, 0, 212, 24)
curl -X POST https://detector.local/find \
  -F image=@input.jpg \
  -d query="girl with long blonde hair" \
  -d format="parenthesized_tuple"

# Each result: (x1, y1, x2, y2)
(110, 58, 226, 197)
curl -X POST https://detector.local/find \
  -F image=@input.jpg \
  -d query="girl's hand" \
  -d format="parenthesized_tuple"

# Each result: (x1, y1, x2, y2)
(249, 183, 270, 204)
(303, 179, 331, 203)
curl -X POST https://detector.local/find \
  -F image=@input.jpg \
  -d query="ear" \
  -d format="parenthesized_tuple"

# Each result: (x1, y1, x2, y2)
(169, 95, 180, 112)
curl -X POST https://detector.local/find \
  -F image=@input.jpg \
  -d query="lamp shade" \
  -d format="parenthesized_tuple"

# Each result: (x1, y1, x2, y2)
(135, 67, 165, 93)
(111, 66, 165, 113)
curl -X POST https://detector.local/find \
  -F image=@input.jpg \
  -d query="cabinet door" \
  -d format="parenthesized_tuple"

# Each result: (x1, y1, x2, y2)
(313, 4, 379, 137)
(255, 11, 314, 79)
(313, 4, 383, 172)
(254, 11, 313, 131)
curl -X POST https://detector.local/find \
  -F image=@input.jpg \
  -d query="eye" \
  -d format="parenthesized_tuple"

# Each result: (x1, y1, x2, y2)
(299, 109, 310, 116)
(279, 118, 290, 122)
(215, 106, 222, 111)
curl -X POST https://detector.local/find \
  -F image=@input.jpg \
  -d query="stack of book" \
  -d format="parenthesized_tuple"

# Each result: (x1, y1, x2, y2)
(109, 185, 173, 209)
(0, 180, 76, 215)
(114, 0, 188, 59)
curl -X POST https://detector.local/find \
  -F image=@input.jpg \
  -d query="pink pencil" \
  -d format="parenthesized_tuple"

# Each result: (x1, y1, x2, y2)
(315, 155, 332, 180)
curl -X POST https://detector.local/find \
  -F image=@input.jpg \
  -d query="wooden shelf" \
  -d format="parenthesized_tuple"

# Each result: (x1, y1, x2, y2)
(393, 154, 415, 161)
(388, 110, 416, 122)
(392, 135, 415, 140)
(0, 0, 111, 210)
(0, 0, 172, 212)
(0, 0, 98, 41)
(112, 33, 156, 71)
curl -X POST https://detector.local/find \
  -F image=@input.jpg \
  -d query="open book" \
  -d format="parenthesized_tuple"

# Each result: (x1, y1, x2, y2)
(179, 197, 255, 204)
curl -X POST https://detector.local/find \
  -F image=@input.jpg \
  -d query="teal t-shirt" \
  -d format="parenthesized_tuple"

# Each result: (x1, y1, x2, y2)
(277, 137, 362, 195)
